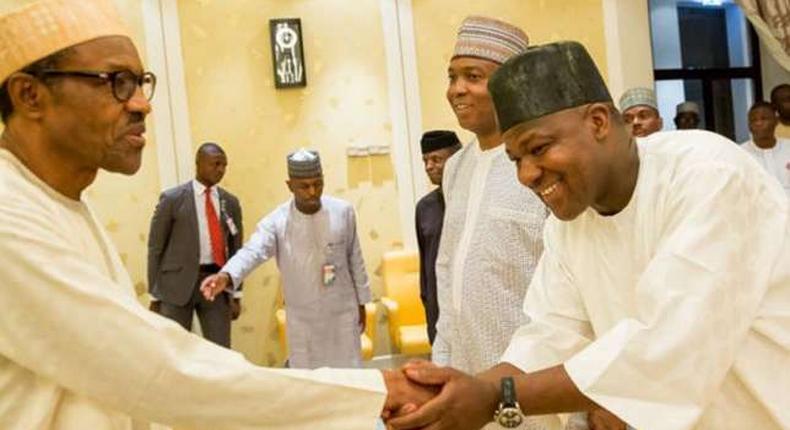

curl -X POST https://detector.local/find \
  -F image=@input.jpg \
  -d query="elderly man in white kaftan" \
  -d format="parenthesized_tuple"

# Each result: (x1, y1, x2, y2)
(387, 41, 790, 430)
(204, 149, 371, 368)
(0, 2, 434, 428)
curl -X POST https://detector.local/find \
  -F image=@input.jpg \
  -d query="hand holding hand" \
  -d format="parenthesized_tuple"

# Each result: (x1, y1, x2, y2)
(200, 272, 230, 301)
(381, 369, 440, 420)
(387, 366, 499, 430)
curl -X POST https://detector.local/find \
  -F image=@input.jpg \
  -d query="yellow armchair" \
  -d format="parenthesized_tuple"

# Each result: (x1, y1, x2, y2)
(275, 302, 378, 361)
(380, 250, 431, 355)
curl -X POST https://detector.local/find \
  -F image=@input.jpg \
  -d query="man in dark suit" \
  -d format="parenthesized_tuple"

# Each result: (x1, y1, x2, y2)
(147, 142, 243, 347)
(415, 131, 461, 344)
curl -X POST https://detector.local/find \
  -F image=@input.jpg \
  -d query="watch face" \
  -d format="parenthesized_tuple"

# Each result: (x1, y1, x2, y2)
(497, 407, 524, 428)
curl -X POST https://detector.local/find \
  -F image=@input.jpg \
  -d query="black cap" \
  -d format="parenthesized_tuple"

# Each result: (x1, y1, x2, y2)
(420, 130, 461, 154)
(488, 41, 612, 134)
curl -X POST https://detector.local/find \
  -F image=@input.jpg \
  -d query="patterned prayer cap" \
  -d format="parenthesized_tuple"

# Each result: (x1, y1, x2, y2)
(488, 41, 612, 134)
(0, 0, 131, 83)
(619, 87, 658, 112)
(420, 130, 461, 154)
(676, 101, 700, 115)
(452, 16, 529, 65)
(287, 149, 322, 178)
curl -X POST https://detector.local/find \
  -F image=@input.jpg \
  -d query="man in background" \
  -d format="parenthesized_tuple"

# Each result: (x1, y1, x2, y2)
(674, 101, 701, 130)
(770, 83, 790, 138)
(741, 101, 790, 196)
(415, 130, 461, 344)
(148, 142, 243, 347)
(201, 149, 371, 368)
(619, 87, 662, 137)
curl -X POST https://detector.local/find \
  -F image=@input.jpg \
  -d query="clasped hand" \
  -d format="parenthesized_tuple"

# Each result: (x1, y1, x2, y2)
(382, 360, 498, 430)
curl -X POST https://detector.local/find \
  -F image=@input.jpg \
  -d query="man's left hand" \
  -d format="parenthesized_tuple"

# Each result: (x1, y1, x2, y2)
(387, 366, 499, 430)
(230, 298, 241, 320)
(358, 304, 366, 334)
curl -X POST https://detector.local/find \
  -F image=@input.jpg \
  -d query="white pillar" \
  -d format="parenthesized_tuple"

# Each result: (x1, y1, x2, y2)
(378, 0, 425, 250)
(142, 0, 194, 190)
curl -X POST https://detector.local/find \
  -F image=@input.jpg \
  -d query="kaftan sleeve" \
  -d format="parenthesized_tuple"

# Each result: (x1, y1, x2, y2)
(0, 200, 385, 430)
(221, 209, 279, 289)
(346, 206, 371, 304)
(561, 163, 787, 430)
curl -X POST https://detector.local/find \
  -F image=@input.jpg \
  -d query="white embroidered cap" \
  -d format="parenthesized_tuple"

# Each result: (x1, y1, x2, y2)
(0, 0, 131, 83)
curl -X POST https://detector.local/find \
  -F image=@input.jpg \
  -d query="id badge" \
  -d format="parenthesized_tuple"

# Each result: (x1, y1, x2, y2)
(322, 264, 336, 287)
(225, 217, 239, 236)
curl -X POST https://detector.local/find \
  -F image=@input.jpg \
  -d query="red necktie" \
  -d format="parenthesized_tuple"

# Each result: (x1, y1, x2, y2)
(205, 187, 226, 266)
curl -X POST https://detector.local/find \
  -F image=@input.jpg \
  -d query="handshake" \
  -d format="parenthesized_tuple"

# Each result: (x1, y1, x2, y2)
(379, 360, 500, 430)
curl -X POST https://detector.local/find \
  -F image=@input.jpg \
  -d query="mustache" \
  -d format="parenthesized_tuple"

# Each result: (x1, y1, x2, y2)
(121, 113, 146, 135)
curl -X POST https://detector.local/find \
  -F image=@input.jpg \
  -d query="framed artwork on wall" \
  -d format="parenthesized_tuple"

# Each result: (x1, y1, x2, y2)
(269, 18, 307, 88)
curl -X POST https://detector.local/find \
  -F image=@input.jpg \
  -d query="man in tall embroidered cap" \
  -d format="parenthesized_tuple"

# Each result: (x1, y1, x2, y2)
(0, 1, 436, 429)
(415, 130, 461, 344)
(432, 15, 556, 430)
(674, 101, 701, 130)
(618, 87, 663, 138)
(201, 149, 372, 369)
(388, 41, 790, 430)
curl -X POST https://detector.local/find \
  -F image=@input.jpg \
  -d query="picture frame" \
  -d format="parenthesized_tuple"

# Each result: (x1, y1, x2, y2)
(269, 18, 307, 88)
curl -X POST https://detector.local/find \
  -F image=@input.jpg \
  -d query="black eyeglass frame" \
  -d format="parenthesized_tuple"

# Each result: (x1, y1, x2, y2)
(33, 69, 157, 102)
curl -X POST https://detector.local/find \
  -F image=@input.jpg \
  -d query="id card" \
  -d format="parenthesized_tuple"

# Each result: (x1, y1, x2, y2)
(225, 216, 239, 236)
(322, 264, 336, 287)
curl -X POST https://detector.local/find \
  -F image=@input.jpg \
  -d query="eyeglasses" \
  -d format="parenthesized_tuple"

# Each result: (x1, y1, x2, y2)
(34, 69, 157, 102)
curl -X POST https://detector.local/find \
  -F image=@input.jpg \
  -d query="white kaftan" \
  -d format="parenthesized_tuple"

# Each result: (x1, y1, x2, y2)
(434, 141, 558, 430)
(502, 131, 790, 430)
(223, 196, 371, 369)
(0, 149, 385, 430)
(739, 138, 790, 197)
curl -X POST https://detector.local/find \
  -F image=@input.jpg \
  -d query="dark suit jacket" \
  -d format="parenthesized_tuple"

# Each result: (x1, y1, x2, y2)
(415, 188, 444, 344)
(147, 181, 243, 306)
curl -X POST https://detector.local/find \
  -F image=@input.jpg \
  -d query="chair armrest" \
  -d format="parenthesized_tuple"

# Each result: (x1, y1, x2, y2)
(364, 302, 377, 339)
(380, 297, 401, 351)
(380, 297, 399, 321)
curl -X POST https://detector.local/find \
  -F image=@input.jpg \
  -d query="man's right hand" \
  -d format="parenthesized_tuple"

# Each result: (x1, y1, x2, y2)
(200, 272, 231, 301)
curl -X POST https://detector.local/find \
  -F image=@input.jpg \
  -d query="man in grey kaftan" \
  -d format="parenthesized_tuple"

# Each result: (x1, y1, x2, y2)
(204, 149, 371, 368)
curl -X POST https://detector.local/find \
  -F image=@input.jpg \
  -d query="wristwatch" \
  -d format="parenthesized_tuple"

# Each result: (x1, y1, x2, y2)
(493, 376, 525, 428)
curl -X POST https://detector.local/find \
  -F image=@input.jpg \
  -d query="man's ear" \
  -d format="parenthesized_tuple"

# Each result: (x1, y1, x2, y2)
(585, 103, 613, 141)
(285, 179, 293, 192)
(5, 73, 48, 120)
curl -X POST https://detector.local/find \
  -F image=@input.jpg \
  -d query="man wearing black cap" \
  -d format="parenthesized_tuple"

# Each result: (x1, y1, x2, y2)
(415, 130, 461, 344)
(388, 41, 789, 430)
